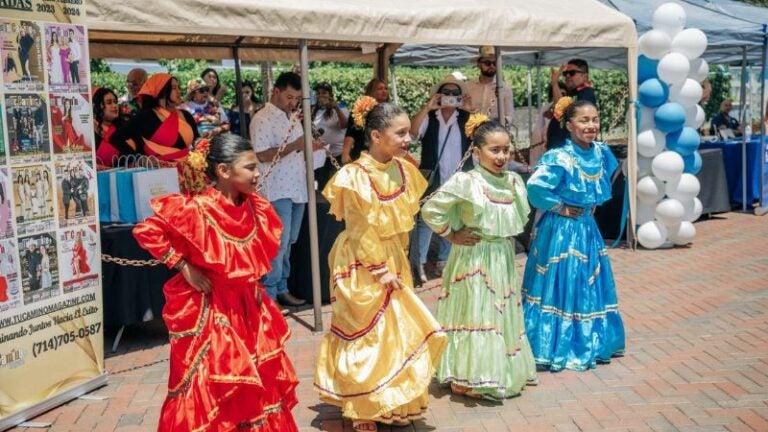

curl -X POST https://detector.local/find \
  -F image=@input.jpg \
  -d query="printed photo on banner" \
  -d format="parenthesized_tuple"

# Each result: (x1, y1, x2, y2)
(43, 24, 87, 94)
(50, 93, 92, 156)
(19, 232, 58, 305)
(0, 105, 6, 165)
(0, 168, 15, 239)
(58, 225, 97, 294)
(0, 238, 21, 313)
(56, 160, 94, 227)
(1, 20, 45, 92)
(4, 93, 50, 164)
(12, 164, 54, 235)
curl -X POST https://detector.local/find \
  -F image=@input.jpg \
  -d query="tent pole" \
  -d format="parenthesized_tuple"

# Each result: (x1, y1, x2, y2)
(527, 65, 533, 148)
(232, 37, 247, 138)
(389, 58, 400, 105)
(298, 39, 323, 332)
(494, 47, 506, 129)
(740, 46, 748, 212)
(759, 25, 768, 214)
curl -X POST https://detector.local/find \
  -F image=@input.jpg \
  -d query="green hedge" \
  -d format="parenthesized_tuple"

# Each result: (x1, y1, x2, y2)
(91, 60, 729, 140)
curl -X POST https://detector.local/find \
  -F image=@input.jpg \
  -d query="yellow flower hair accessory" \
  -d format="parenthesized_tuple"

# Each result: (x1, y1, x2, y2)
(181, 138, 211, 195)
(465, 113, 491, 140)
(352, 96, 379, 129)
(553, 96, 575, 122)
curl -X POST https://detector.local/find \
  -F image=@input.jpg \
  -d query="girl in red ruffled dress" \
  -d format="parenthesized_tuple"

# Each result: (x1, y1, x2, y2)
(133, 134, 299, 431)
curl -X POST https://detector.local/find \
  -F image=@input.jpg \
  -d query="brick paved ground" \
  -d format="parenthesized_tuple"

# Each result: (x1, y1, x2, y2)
(8, 211, 768, 431)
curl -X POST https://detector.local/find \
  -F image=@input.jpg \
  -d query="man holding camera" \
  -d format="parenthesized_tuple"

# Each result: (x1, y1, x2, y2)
(410, 75, 474, 283)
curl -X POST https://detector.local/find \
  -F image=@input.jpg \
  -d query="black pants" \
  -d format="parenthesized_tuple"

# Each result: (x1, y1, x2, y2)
(69, 61, 79, 83)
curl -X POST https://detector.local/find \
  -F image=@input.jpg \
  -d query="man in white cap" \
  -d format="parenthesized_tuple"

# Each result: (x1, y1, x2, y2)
(466, 46, 514, 128)
(410, 74, 474, 283)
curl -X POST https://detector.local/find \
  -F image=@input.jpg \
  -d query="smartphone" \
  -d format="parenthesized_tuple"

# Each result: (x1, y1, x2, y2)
(441, 95, 462, 108)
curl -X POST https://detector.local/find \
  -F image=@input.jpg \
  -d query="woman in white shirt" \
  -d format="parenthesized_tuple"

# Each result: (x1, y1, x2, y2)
(311, 82, 349, 190)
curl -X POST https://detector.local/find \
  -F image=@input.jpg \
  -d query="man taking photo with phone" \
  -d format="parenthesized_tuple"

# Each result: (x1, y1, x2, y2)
(410, 74, 474, 284)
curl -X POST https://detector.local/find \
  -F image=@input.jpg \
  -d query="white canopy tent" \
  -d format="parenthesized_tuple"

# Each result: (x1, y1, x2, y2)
(87, 0, 639, 330)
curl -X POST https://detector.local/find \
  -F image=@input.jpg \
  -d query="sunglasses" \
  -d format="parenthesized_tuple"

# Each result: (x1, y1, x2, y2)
(562, 70, 585, 77)
(441, 89, 462, 96)
(479, 60, 496, 67)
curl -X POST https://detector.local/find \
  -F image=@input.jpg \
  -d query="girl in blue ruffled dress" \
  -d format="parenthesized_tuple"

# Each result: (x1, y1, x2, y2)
(522, 99, 625, 372)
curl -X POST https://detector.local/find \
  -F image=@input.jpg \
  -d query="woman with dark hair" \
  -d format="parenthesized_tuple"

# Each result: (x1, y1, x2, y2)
(92, 87, 125, 168)
(522, 99, 625, 372)
(110, 73, 198, 163)
(311, 81, 348, 189)
(201, 67, 227, 105)
(47, 31, 62, 84)
(341, 78, 390, 164)
(228, 80, 263, 137)
(134, 134, 299, 431)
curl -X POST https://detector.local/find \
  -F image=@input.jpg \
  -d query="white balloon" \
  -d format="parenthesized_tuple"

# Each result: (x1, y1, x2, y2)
(688, 58, 709, 82)
(655, 198, 686, 226)
(671, 28, 708, 60)
(652, 151, 685, 182)
(637, 129, 667, 158)
(639, 106, 657, 131)
(637, 221, 669, 249)
(684, 104, 706, 129)
(638, 175, 666, 204)
(668, 79, 703, 107)
(668, 221, 696, 245)
(666, 173, 701, 201)
(639, 30, 672, 60)
(653, 3, 686, 37)
(681, 197, 703, 222)
(636, 202, 657, 225)
(658, 52, 691, 86)
(638, 156, 653, 177)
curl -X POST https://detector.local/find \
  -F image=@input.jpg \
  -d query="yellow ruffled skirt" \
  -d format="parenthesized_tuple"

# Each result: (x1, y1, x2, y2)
(314, 231, 447, 423)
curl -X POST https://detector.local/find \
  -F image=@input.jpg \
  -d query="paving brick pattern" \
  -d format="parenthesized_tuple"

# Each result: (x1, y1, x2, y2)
(7, 212, 768, 431)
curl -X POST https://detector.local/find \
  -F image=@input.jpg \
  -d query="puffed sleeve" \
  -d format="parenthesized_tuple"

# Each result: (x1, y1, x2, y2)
(421, 173, 467, 237)
(132, 194, 188, 269)
(527, 156, 566, 213)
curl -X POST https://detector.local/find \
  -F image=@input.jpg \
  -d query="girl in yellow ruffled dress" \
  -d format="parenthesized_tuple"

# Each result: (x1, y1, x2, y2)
(314, 97, 447, 432)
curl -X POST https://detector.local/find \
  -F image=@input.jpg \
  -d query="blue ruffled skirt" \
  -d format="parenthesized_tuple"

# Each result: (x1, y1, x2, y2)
(522, 211, 625, 371)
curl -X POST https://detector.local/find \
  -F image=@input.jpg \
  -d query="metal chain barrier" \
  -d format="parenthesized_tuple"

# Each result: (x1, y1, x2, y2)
(101, 254, 162, 267)
(419, 144, 475, 206)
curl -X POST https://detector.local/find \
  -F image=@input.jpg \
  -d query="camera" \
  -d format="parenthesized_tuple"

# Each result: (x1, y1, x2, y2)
(441, 95, 462, 108)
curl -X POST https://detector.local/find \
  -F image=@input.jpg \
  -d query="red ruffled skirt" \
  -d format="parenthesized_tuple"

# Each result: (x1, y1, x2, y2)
(158, 274, 298, 431)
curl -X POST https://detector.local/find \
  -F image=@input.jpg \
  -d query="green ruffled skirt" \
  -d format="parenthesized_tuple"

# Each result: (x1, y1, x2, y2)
(435, 237, 537, 399)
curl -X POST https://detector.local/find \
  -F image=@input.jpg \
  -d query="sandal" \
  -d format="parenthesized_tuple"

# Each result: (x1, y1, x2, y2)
(352, 420, 377, 431)
(450, 382, 468, 395)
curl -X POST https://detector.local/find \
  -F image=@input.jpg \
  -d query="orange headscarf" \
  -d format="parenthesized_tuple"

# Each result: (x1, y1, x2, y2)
(138, 73, 173, 99)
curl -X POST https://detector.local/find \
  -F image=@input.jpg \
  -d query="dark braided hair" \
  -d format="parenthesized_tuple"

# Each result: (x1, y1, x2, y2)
(470, 119, 507, 147)
(563, 99, 597, 124)
(202, 134, 254, 181)
(363, 102, 406, 146)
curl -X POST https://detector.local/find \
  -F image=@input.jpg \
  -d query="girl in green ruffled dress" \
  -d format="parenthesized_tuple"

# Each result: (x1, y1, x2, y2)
(422, 114, 537, 399)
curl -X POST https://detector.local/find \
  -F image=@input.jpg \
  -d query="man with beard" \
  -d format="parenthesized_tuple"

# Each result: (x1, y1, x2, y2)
(466, 46, 514, 129)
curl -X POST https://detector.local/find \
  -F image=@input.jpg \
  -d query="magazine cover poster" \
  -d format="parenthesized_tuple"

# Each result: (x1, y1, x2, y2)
(58, 225, 97, 294)
(56, 159, 95, 228)
(50, 93, 92, 156)
(0, 238, 21, 313)
(0, 167, 15, 239)
(0, 101, 6, 164)
(4, 93, 50, 164)
(43, 24, 87, 94)
(19, 231, 58, 305)
(1, 20, 45, 92)
(12, 164, 55, 235)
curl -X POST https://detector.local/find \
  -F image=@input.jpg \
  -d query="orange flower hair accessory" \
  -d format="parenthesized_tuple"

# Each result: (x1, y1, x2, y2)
(465, 113, 491, 140)
(553, 96, 575, 123)
(180, 139, 211, 195)
(352, 96, 378, 129)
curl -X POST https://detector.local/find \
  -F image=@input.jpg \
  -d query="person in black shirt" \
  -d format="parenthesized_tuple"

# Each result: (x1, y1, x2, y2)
(546, 59, 597, 150)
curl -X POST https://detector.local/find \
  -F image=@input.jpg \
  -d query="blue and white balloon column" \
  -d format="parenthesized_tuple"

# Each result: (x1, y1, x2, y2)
(635, 2, 706, 249)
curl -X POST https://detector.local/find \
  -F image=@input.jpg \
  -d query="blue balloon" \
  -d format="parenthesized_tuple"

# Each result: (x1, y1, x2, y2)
(667, 127, 700, 157)
(654, 102, 687, 133)
(683, 151, 702, 174)
(639, 79, 669, 108)
(638, 55, 659, 84)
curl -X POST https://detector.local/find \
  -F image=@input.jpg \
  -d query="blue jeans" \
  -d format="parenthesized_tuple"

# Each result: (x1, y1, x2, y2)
(417, 216, 451, 265)
(261, 199, 305, 299)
